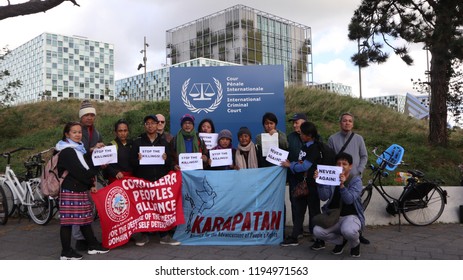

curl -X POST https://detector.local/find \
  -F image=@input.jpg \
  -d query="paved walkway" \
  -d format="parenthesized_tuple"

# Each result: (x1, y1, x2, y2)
(1, 217, 462, 260)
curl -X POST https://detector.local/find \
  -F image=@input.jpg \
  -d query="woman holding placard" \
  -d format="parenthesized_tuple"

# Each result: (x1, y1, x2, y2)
(255, 112, 288, 168)
(207, 129, 237, 170)
(171, 114, 209, 170)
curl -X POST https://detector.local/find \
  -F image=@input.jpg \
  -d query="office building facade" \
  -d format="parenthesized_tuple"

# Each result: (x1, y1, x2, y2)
(366, 93, 430, 120)
(115, 57, 239, 101)
(165, 4, 312, 87)
(313, 82, 352, 96)
(0, 32, 115, 105)
(366, 95, 407, 113)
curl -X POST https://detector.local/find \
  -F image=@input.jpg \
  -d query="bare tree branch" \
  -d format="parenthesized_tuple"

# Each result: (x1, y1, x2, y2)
(0, 0, 79, 21)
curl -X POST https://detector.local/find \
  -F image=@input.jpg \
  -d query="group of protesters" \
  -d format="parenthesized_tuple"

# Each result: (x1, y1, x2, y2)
(56, 99, 368, 260)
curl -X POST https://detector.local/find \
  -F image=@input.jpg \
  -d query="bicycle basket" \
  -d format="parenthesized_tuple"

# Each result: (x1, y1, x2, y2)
(402, 182, 436, 200)
(376, 144, 404, 171)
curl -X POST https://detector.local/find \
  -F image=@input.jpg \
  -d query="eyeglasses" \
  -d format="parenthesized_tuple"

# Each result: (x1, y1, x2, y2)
(159, 121, 165, 124)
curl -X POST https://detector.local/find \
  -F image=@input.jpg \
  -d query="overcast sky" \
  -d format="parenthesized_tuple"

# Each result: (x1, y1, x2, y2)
(1, 0, 429, 98)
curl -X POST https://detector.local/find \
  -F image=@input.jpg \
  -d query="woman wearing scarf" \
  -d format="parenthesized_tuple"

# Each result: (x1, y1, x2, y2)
(171, 114, 208, 170)
(56, 122, 109, 260)
(207, 129, 237, 170)
(235, 126, 258, 169)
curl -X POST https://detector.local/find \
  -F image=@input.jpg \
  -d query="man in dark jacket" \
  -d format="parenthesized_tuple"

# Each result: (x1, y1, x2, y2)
(129, 114, 179, 246)
(130, 115, 174, 181)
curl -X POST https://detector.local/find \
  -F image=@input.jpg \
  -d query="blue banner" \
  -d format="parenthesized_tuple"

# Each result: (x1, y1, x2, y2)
(174, 166, 286, 245)
(169, 65, 285, 144)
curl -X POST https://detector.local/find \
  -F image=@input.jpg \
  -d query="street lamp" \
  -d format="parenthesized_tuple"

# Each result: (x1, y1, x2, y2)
(138, 36, 149, 101)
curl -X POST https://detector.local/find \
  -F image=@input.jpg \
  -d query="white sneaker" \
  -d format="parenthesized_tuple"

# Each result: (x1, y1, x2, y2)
(60, 249, 83, 260)
(160, 235, 181, 245)
(134, 233, 150, 247)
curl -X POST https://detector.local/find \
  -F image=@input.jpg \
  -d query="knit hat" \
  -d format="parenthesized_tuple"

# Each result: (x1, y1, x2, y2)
(237, 126, 252, 138)
(180, 114, 195, 126)
(218, 129, 232, 141)
(79, 100, 96, 119)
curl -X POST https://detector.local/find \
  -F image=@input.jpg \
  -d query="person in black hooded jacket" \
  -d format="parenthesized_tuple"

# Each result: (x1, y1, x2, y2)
(130, 115, 174, 181)
(129, 114, 178, 246)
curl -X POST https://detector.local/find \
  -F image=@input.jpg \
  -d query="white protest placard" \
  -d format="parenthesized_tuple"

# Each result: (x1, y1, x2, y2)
(265, 146, 289, 166)
(261, 133, 279, 157)
(92, 146, 117, 166)
(179, 153, 203, 170)
(316, 165, 343, 186)
(199, 133, 218, 150)
(139, 146, 165, 165)
(209, 149, 233, 167)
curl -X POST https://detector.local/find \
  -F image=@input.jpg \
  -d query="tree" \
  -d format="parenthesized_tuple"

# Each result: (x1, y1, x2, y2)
(412, 59, 463, 126)
(348, 0, 463, 147)
(0, 0, 79, 21)
(0, 47, 21, 107)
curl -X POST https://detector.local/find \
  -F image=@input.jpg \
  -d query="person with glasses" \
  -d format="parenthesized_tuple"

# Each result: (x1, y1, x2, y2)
(130, 114, 178, 246)
(156, 113, 173, 143)
(171, 114, 208, 171)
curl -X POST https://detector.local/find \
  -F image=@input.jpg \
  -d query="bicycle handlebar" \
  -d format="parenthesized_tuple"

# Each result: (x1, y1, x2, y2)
(1, 147, 34, 158)
(29, 147, 54, 159)
(25, 147, 54, 164)
(38, 147, 54, 155)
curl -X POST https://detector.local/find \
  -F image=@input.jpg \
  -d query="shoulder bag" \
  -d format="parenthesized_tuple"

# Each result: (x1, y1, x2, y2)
(292, 171, 309, 198)
(338, 132, 355, 154)
(313, 193, 342, 228)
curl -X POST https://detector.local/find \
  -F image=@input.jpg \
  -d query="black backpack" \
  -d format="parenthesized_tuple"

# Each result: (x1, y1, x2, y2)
(316, 141, 336, 166)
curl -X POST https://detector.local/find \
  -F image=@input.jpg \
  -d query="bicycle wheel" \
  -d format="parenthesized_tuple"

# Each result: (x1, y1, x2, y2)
(1, 181, 16, 216)
(0, 185, 8, 225)
(25, 178, 53, 225)
(401, 186, 445, 226)
(361, 184, 373, 210)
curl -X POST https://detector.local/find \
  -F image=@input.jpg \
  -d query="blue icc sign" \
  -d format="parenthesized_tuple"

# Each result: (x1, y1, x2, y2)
(170, 65, 285, 143)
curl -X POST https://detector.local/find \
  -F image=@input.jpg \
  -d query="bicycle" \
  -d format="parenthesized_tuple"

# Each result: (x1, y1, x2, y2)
(0, 176, 7, 225)
(361, 144, 447, 228)
(0, 147, 54, 225)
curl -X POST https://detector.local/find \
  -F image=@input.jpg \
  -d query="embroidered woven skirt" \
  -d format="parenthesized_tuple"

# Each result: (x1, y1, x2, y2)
(59, 189, 93, 226)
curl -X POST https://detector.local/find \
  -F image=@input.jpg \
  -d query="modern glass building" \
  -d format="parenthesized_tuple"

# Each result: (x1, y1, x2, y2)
(0, 32, 115, 105)
(366, 93, 431, 120)
(115, 57, 239, 101)
(165, 4, 312, 87)
(366, 95, 407, 113)
(313, 82, 352, 96)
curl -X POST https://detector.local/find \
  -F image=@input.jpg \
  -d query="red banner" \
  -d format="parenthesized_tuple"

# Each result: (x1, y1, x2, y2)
(91, 171, 184, 249)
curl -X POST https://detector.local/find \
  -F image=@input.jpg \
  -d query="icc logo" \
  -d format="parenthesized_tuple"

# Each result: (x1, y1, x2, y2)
(181, 77, 223, 113)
